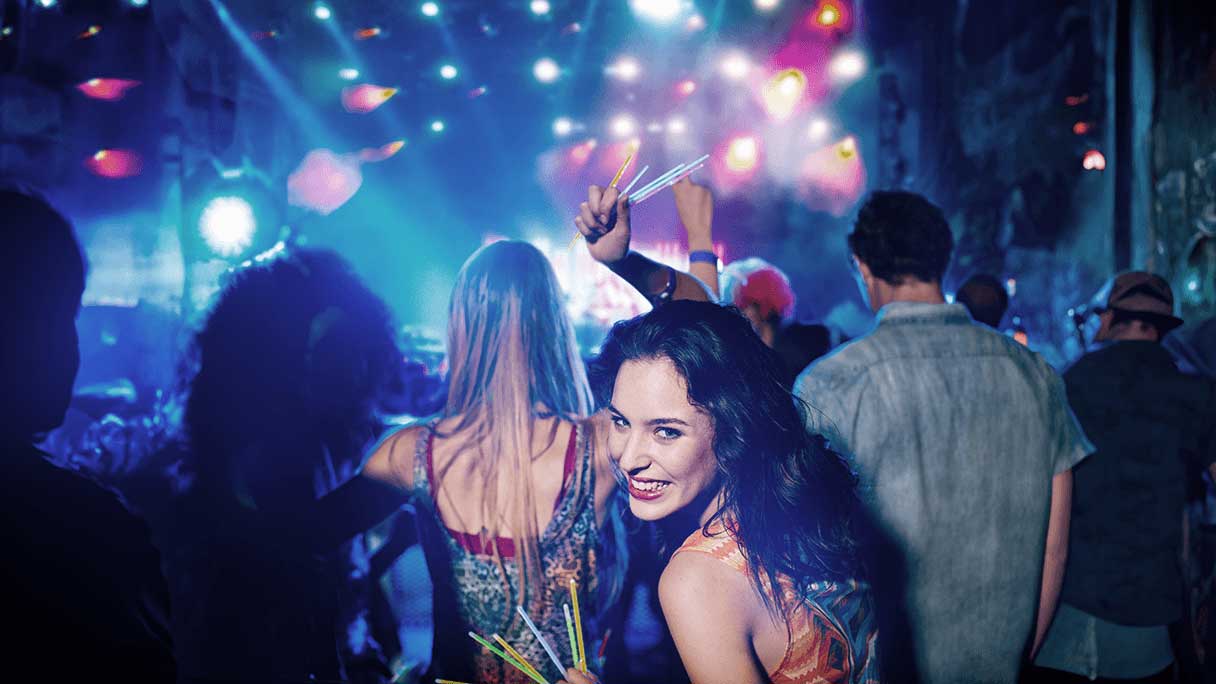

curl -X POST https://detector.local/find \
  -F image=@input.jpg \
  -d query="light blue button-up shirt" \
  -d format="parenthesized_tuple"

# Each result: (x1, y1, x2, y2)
(795, 301, 1091, 684)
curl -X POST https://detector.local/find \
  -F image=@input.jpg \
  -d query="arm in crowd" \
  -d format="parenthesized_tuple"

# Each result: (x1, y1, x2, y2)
(1032, 469, 1072, 657)
(672, 176, 719, 298)
(575, 184, 712, 304)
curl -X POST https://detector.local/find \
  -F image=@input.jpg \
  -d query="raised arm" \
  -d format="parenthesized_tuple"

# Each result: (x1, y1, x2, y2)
(672, 177, 718, 298)
(574, 185, 711, 304)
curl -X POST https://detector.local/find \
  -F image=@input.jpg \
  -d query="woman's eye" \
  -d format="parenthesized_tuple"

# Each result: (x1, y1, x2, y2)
(610, 415, 629, 429)
(655, 427, 682, 440)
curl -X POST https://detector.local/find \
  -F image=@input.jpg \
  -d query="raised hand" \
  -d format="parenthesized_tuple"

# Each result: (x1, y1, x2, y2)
(672, 176, 713, 246)
(575, 184, 631, 266)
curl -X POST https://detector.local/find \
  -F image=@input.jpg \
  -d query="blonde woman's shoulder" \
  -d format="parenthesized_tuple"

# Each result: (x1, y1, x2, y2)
(361, 418, 434, 491)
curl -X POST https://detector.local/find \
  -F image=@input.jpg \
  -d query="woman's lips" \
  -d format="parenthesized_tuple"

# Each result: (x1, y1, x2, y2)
(627, 475, 672, 501)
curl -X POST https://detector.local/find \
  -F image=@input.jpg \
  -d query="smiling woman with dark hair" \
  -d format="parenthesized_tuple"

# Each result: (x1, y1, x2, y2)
(567, 300, 880, 684)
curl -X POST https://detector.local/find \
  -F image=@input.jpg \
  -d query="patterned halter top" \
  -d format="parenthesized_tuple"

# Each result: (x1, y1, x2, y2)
(408, 419, 599, 683)
(672, 523, 881, 684)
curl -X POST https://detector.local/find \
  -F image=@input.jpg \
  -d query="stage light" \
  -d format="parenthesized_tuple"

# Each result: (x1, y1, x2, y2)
(629, 0, 683, 25)
(762, 68, 807, 121)
(685, 13, 706, 31)
(199, 197, 257, 258)
(647, 121, 663, 133)
(755, 0, 780, 11)
(813, 1, 843, 27)
(77, 78, 141, 101)
(726, 136, 759, 172)
(530, 0, 551, 15)
(1073, 121, 1092, 135)
(677, 79, 697, 96)
(1082, 149, 1106, 171)
(354, 27, 382, 39)
(129, 0, 149, 6)
(836, 136, 857, 159)
(421, 2, 439, 17)
(35, 0, 56, 8)
(828, 49, 867, 83)
(338, 68, 359, 81)
(439, 64, 458, 79)
(667, 117, 687, 134)
(430, 119, 446, 133)
(313, 3, 332, 20)
(720, 52, 751, 81)
(553, 117, 574, 137)
(533, 57, 560, 83)
(341, 84, 398, 113)
(808, 118, 830, 141)
(607, 56, 641, 82)
(610, 114, 637, 138)
(86, 149, 143, 179)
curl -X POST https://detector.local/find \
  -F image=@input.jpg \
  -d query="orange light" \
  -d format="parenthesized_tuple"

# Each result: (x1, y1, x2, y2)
(1082, 149, 1106, 171)
(77, 25, 101, 39)
(814, 1, 843, 27)
(354, 27, 382, 39)
(1072, 121, 1091, 135)
(1065, 93, 1089, 106)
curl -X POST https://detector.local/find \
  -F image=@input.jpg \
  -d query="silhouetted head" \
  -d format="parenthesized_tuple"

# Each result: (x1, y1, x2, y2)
(0, 189, 85, 443)
(849, 191, 953, 311)
(956, 274, 1010, 328)
(184, 247, 398, 491)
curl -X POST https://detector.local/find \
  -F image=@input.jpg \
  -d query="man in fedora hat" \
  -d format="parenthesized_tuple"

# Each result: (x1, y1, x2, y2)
(1030, 271, 1216, 683)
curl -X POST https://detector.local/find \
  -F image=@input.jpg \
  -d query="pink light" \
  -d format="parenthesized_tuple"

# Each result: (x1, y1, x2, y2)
(358, 140, 406, 162)
(677, 79, 697, 96)
(85, 149, 143, 179)
(354, 27, 382, 39)
(76, 78, 141, 101)
(569, 139, 599, 166)
(468, 85, 489, 98)
(798, 136, 866, 216)
(287, 149, 364, 215)
(341, 84, 398, 113)
(1082, 149, 1106, 171)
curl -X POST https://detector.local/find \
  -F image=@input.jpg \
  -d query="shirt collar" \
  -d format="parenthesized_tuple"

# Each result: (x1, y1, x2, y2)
(876, 301, 972, 326)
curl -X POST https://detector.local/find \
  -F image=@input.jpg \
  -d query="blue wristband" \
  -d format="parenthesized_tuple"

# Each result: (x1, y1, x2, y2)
(688, 250, 717, 264)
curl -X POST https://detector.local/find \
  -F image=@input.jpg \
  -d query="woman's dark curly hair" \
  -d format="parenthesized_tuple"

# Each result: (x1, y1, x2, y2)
(848, 190, 953, 285)
(590, 300, 865, 616)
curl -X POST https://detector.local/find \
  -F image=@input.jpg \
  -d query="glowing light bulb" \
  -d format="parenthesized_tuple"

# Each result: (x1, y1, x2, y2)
(439, 64, 458, 79)
(338, 68, 359, 80)
(814, 1, 843, 27)
(610, 114, 637, 138)
(629, 0, 683, 24)
(755, 0, 780, 11)
(313, 3, 332, 20)
(530, 0, 551, 15)
(1082, 149, 1106, 171)
(533, 57, 560, 83)
(608, 56, 641, 82)
(720, 52, 751, 81)
(726, 137, 759, 172)
(828, 49, 867, 83)
(421, 2, 439, 17)
(430, 119, 446, 133)
(553, 117, 574, 137)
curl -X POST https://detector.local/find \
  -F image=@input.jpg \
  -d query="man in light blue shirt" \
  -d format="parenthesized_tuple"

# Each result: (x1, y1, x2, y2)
(795, 191, 1091, 683)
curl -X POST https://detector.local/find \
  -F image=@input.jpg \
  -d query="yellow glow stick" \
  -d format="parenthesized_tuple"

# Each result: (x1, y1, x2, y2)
(468, 632, 547, 684)
(569, 578, 587, 672)
(493, 634, 544, 682)
(609, 152, 634, 188)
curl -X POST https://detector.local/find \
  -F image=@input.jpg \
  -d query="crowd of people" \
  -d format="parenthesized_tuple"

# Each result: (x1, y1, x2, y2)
(2, 173, 1215, 684)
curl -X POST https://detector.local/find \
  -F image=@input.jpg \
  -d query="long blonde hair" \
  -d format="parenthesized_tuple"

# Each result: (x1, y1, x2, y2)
(440, 240, 592, 612)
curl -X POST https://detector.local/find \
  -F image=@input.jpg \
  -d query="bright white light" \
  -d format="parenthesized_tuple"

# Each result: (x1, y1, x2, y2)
(754, 0, 780, 10)
(439, 64, 458, 79)
(553, 117, 574, 137)
(338, 68, 359, 81)
(629, 0, 683, 24)
(725, 136, 759, 172)
(35, 0, 57, 7)
(607, 56, 641, 82)
(420, 2, 439, 17)
(533, 57, 560, 83)
(720, 52, 751, 81)
(200, 196, 256, 258)
(129, 0, 149, 6)
(667, 117, 687, 134)
(828, 49, 868, 82)
(685, 13, 706, 31)
(530, 0, 551, 15)
(313, 3, 332, 20)
(808, 118, 830, 141)
(610, 114, 637, 138)
(646, 121, 664, 133)
(430, 120, 445, 133)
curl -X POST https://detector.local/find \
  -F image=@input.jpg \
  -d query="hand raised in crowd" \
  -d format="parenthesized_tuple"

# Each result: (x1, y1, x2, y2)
(575, 184, 631, 266)
(557, 668, 602, 684)
(672, 175, 713, 245)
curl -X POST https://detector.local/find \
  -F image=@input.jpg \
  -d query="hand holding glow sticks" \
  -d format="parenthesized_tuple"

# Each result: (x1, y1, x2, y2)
(574, 185, 631, 266)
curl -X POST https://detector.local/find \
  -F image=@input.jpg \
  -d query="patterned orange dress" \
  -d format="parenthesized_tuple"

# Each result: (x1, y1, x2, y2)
(672, 523, 881, 683)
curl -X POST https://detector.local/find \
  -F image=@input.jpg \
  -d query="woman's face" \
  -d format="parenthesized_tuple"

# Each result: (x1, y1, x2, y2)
(608, 356, 720, 523)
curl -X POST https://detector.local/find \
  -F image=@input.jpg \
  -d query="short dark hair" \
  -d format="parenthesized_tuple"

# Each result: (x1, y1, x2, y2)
(848, 191, 953, 285)
(956, 274, 1009, 328)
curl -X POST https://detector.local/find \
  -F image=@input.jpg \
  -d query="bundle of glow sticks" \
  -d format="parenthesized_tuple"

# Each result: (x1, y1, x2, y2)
(460, 578, 593, 683)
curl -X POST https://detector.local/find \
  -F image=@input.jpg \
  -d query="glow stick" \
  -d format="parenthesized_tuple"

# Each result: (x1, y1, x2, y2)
(563, 604, 577, 671)
(570, 579, 587, 672)
(517, 605, 566, 675)
(468, 632, 548, 684)
(620, 165, 650, 195)
(627, 162, 687, 203)
(630, 154, 709, 205)
(609, 152, 634, 188)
